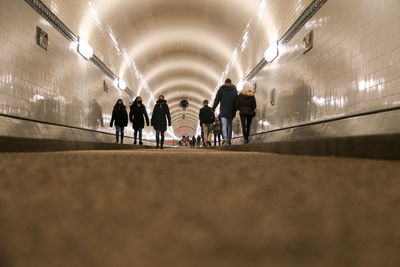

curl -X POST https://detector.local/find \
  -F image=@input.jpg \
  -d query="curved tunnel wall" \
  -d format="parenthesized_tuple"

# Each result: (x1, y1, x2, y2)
(0, 0, 175, 142)
(1, 0, 400, 145)
(233, 0, 400, 142)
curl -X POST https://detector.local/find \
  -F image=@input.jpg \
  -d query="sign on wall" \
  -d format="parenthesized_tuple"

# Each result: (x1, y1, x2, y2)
(270, 88, 276, 106)
(302, 30, 313, 54)
(103, 80, 109, 92)
(36, 26, 48, 51)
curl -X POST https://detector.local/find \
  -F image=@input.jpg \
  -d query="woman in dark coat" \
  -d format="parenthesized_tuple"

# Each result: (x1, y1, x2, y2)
(151, 95, 171, 149)
(213, 115, 222, 146)
(235, 82, 257, 144)
(129, 96, 149, 145)
(110, 99, 128, 144)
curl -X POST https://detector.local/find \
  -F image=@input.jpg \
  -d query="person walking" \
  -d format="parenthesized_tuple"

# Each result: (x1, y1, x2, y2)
(236, 82, 257, 144)
(129, 96, 149, 145)
(196, 135, 201, 148)
(199, 100, 215, 147)
(213, 115, 222, 146)
(110, 99, 128, 144)
(212, 78, 238, 146)
(151, 95, 171, 149)
(191, 136, 196, 148)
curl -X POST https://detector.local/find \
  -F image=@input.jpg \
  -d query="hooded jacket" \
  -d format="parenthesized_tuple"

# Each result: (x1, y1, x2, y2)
(151, 99, 171, 132)
(212, 83, 238, 119)
(130, 99, 149, 129)
(235, 90, 257, 115)
(110, 104, 128, 127)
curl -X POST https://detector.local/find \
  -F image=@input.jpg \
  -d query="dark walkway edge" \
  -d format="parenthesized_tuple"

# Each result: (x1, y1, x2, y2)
(0, 136, 153, 153)
(216, 134, 400, 160)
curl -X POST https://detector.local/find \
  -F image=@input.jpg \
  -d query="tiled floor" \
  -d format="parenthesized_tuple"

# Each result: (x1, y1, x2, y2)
(0, 150, 399, 267)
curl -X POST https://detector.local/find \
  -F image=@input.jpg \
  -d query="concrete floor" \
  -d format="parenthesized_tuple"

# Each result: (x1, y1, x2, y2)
(0, 149, 400, 267)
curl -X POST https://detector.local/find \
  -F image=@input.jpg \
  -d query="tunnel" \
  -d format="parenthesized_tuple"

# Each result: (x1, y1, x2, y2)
(1, 0, 400, 266)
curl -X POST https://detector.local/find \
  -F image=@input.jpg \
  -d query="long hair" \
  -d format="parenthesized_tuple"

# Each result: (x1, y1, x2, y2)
(114, 99, 126, 109)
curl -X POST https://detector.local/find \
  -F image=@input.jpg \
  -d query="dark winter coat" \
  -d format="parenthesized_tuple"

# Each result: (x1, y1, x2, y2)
(110, 105, 128, 127)
(199, 105, 215, 125)
(151, 99, 171, 132)
(129, 103, 149, 129)
(213, 118, 222, 135)
(235, 90, 257, 115)
(212, 83, 238, 119)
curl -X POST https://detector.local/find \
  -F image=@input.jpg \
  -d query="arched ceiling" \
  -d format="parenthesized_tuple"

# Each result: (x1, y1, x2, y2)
(42, 0, 313, 137)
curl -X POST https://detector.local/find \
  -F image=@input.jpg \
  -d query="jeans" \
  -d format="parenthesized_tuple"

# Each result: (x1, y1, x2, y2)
(214, 133, 221, 146)
(115, 126, 124, 143)
(155, 130, 165, 148)
(202, 124, 214, 146)
(221, 117, 233, 142)
(240, 114, 253, 140)
(134, 128, 143, 143)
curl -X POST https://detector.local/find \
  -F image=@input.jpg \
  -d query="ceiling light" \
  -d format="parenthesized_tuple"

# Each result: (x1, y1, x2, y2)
(114, 78, 126, 90)
(264, 41, 279, 63)
(78, 38, 93, 60)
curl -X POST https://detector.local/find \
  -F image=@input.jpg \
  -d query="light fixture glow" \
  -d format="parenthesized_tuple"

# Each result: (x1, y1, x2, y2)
(237, 80, 244, 91)
(78, 38, 94, 60)
(264, 41, 279, 63)
(114, 78, 127, 90)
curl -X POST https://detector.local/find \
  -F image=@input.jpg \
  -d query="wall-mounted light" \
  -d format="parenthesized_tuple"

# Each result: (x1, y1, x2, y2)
(77, 38, 94, 60)
(114, 78, 126, 90)
(264, 41, 279, 63)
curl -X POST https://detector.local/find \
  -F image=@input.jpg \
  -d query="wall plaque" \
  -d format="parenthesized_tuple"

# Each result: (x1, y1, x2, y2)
(302, 30, 313, 54)
(103, 80, 109, 92)
(270, 88, 276, 106)
(36, 26, 48, 50)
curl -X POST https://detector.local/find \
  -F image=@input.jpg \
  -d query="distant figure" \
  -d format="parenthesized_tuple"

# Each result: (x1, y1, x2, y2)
(213, 115, 222, 146)
(212, 78, 238, 146)
(110, 99, 128, 144)
(199, 100, 215, 147)
(151, 95, 171, 149)
(191, 136, 196, 148)
(236, 82, 257, 144)
(196, 135, 201, 148)
(130, 96, 149, 145)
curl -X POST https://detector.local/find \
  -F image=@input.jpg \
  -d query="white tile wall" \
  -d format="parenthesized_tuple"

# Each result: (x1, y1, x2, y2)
(1, 0, 400, 142)
(0, 0, 160, 141)
(239, 0, 400, 136)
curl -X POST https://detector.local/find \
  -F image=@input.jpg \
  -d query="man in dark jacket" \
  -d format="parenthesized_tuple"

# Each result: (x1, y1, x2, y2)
(235, 82, 257, 144)
(110, 99, 128, 144)
(130, 96, 149, 145)
(199, 100, 216, 147)
(151, 95, 171, 149)
(212, 78, 238, 145)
